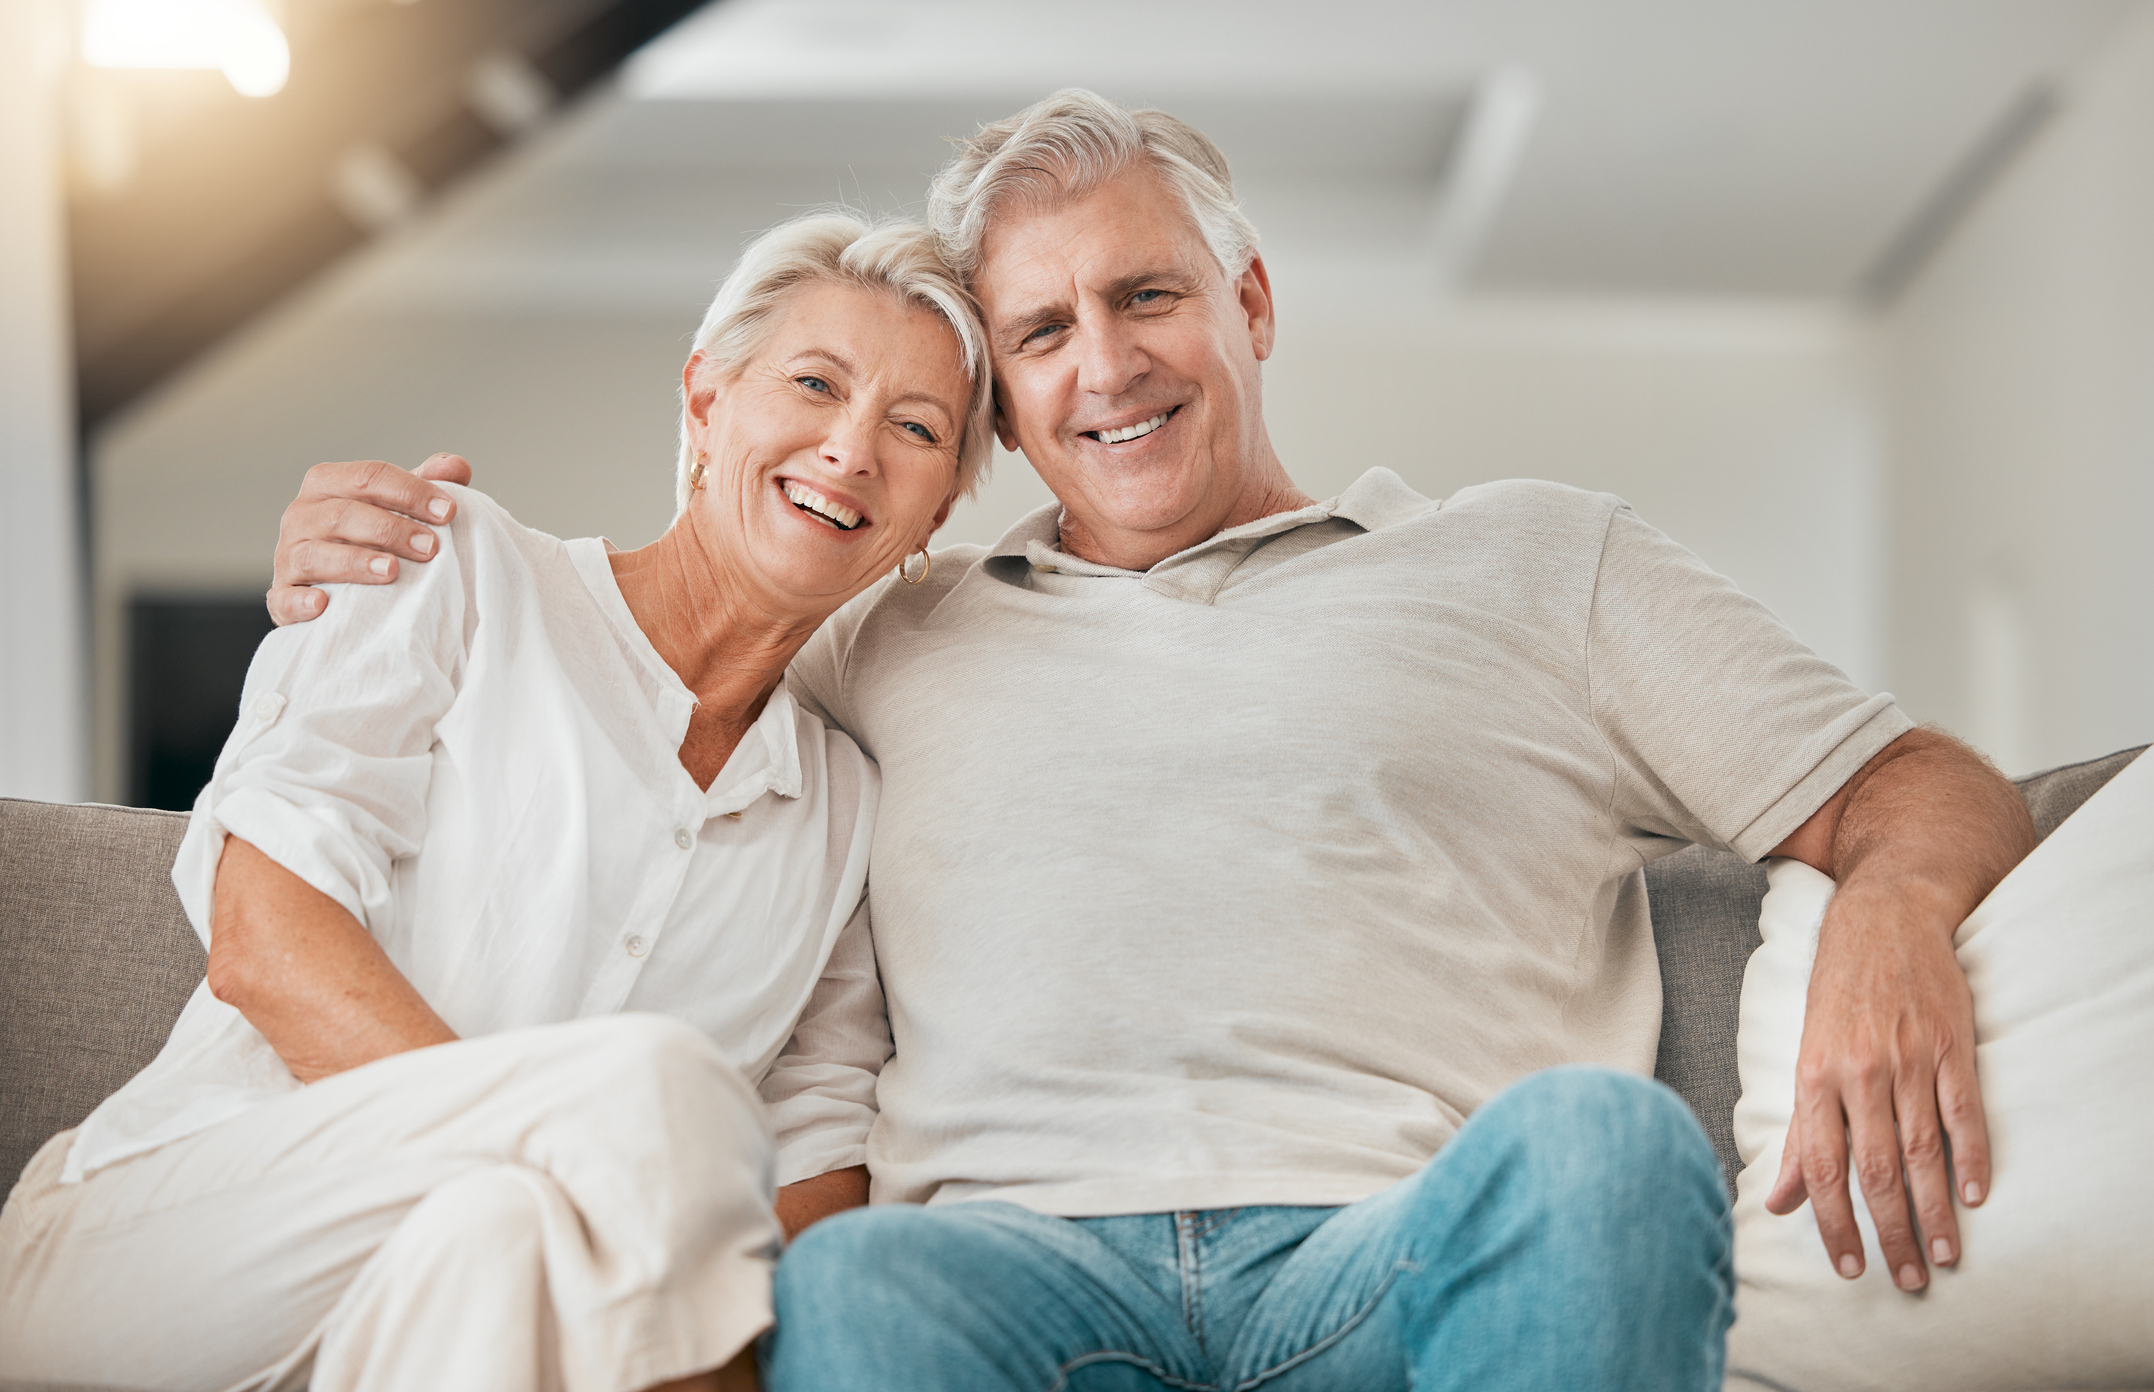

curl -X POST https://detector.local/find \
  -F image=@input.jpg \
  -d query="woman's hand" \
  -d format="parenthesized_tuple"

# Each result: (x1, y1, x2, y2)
(207, 837, 457, 1082)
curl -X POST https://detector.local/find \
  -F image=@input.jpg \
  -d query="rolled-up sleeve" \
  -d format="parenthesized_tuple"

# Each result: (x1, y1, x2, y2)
(760, 893, 892, 1186)
(171, 525, 469, 947)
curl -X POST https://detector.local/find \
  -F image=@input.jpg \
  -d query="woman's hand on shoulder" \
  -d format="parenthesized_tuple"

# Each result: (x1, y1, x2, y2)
(269, 453, 473, 626)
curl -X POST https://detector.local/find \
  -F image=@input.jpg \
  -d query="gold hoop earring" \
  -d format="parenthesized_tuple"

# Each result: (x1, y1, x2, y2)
(899, 549, 931, 586)
(689, 452, 708, 491)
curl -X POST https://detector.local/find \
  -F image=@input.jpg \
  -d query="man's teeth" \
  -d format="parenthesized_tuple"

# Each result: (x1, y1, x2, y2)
(782, 482, 862, 530)
(1095, 412, 1169, 445)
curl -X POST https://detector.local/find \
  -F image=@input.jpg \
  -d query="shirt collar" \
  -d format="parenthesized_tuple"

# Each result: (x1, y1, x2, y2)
(984, 467, 1435, 580)
(706, 681, 804, 812)
(567, 537, 806, 810)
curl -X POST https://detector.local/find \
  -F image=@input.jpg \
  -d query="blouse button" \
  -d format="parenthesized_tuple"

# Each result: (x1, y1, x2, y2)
(625, 935, 648, 957)
(673, 827, 693, 850)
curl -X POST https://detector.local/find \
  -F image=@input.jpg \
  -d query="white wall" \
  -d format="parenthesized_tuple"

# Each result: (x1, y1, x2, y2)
(0, 0, 88, 804)
(1879, 6, 2154, 773)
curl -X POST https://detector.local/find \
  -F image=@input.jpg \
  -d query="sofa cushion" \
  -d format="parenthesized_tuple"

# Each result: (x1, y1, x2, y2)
(1, 800, 198, 1190)
(1646, 744, 2147, 1192)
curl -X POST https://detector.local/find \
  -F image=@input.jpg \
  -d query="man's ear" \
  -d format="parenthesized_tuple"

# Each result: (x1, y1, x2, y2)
(1238, 254, 1277, 363)
(993, 400, 1019, 455)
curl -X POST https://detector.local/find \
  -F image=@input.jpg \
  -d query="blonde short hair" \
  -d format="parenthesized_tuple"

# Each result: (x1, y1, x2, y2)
(675, 212, 993, 514)
(926, 88, 1260, 289)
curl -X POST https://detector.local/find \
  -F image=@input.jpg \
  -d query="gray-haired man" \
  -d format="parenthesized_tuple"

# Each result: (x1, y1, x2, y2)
(268, 90, 2032, 1389)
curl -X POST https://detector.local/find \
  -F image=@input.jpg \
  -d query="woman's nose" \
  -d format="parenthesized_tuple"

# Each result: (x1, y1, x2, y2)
(820, 413, 879, 474)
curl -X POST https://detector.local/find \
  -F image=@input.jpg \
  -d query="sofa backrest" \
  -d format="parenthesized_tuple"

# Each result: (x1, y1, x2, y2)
(1, 800, 196, 1191)
(2, 745, 2144, 1195)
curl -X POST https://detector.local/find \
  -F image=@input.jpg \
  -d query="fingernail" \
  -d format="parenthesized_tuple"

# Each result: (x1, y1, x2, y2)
(1837, 1254, 1861, 1279)
(429, 499, 450, 520)
(1896, 1264, 1924, 1291)
(1931, 1238, 1953, 1265)
(1963, 1180, 1982, 1205)
(369, 556, 392, 577)
(412, 532, 435, 555)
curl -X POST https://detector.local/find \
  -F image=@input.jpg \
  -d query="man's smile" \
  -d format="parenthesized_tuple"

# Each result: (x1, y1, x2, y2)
(1081, 406, 1179, 445)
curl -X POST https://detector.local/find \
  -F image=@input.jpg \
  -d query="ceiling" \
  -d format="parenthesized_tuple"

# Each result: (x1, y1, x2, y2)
(249, 0, 2151, 325)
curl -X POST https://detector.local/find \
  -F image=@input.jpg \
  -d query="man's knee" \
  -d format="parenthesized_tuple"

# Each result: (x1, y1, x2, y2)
(778, 1204, 957, 1308)
(1468, 1066, 1721, 1204)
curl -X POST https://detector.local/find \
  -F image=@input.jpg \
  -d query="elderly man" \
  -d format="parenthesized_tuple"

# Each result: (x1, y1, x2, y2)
(266, 91, 2031, 1390)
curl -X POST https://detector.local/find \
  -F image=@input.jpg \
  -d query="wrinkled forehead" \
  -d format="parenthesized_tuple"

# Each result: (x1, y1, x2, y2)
(972, 164, 1220, 307)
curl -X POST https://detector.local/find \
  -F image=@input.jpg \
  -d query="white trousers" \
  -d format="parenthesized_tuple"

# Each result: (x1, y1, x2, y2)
(0, 1014, 779, 1392)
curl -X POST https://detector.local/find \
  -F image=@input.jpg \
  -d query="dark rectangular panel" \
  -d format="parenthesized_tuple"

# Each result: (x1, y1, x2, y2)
(128, 595, 277, 811)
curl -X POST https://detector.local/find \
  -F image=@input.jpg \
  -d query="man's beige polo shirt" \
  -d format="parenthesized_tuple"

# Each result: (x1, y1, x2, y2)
(788, 468, 1910, 1217)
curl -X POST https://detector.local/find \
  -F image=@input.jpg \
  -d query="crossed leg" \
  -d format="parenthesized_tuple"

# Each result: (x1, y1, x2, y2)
(0, 1014, 779, 1392)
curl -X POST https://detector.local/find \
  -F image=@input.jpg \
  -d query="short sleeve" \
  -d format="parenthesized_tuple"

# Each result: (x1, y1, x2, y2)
(171, 506, 471, 945)
(760, 893, 892, 1185)
(1587, 506, 1913, 861)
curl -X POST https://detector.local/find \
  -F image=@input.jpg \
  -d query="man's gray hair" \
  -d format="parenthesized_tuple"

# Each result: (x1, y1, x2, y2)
(927, 88, 1260, 290)
(676, 212, 993, 514)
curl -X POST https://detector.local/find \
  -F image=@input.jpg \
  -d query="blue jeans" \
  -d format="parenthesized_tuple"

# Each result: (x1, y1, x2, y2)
(764, 1067, 1733, 1391)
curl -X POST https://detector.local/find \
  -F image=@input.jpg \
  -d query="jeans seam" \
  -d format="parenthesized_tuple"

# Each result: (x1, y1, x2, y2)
(1045, 1350, 1218, 1392)
(1226, 1256, 1418, 1392)
(1177, 1211, 1208, 1356)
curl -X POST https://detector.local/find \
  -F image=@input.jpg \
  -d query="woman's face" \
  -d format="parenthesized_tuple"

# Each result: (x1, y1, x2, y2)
(683, 280, 971, 612)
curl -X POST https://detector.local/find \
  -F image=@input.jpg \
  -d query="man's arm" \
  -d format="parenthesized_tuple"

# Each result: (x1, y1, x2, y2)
(1764, 726, 2034, 1291)
(774, 1165, 869, 1240)
(268, 453, 471, 625)
(208, 836, 458, 1081)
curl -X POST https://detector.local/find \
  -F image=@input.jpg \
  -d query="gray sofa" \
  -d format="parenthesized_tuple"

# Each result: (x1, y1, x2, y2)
(3, 744, 2145, 1198)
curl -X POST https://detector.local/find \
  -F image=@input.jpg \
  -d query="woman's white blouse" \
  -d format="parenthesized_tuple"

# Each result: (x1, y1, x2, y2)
(66, 486, 891, 1185)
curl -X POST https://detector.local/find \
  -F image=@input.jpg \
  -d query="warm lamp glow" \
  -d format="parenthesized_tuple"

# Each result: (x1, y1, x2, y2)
(81, 0, 291, 97)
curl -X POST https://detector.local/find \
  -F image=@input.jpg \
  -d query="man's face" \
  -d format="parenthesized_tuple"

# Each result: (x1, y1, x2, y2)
(973, 165, 1278, 565)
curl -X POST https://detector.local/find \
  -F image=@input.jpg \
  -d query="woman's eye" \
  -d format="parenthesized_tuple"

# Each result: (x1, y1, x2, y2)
(902, 422, 936, 442)
(797, 376, 830, 393)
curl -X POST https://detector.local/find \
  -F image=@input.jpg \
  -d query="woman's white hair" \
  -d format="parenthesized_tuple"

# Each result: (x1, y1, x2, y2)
(675, 212, 993, 514)
(926, 88, 1260, 288)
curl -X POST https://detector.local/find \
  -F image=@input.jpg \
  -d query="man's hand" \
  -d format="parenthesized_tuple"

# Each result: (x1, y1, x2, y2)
(1764, 728, 2034, 1291)
(268, 453, 473, 625)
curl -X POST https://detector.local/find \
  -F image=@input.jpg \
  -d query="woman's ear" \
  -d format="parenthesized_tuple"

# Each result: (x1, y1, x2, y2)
(682, 352, 721, 432)
(924, 488, 958, 545)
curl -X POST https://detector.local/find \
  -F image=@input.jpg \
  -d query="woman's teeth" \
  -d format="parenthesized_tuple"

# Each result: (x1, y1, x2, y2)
(782, 482, 862, 530)
(1094, 412, 1170, 444)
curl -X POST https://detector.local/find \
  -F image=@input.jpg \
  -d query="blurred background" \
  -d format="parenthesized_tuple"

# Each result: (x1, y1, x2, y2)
(2, 0, 2150, 809)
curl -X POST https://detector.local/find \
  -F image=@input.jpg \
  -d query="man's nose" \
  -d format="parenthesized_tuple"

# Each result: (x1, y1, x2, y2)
(1075, 318, 1148, 398)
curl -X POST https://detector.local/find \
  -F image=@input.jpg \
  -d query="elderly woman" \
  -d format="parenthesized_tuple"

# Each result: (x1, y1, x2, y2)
(0, 214, 989, 1392)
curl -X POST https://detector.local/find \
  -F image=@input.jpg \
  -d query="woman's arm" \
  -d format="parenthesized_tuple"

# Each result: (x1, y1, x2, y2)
(206, 835, 456, 1083)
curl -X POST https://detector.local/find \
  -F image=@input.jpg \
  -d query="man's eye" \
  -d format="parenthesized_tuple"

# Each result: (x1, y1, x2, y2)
(1023, 324, 1062, 345)
(1131, 290, 1164, 305)
(902, 422, 936, 442)
(798, 376, 830, 393)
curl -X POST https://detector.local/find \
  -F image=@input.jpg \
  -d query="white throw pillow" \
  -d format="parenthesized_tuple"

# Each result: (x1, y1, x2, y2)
(1725, 749, 2154, 1392)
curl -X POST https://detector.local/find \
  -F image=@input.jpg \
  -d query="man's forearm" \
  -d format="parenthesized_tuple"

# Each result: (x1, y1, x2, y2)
(1824, 728, 2034, 915)
(775, 1165, 869, 1241)
(207, 837, 457, 1082)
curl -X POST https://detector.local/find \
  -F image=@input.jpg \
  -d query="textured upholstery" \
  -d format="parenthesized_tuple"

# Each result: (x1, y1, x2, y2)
(1, 800, 197, 1191)
(2, 746, 2145, 1198)
(1649, 745, 2147, 1191)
